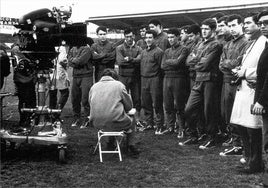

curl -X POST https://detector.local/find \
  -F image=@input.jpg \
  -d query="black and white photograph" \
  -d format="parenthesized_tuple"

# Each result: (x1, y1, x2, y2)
(1, 0, 268, 187)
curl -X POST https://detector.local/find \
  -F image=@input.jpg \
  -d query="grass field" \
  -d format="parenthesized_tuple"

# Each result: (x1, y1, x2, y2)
(0, 69, 264, 187)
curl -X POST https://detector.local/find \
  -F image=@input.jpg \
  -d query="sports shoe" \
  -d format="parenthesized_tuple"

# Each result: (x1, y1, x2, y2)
(80, 117, 90, 129)
(222, 137, 233, 147)
(178, 137, 198, 146)
(71, 118, 81, 127)
(199, 139, 216, 150)
(219, 146, 243, 156)
(136, 121, 146, 131)
(217, 132, 229, 144)
(177, 129, 185, 139)
(240, 157, 247, 165)
(197, 134, 208, 143)
(143, 123, 154, 131)
(159, 127, 173, 135)
(155, 127, 161, 135)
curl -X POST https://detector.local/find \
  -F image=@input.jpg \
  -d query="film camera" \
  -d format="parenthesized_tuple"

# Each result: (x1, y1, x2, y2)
(14, 7, 87, 70)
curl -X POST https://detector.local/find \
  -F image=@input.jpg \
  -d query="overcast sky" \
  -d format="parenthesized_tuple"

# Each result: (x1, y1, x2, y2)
(0, 0, 266, 22)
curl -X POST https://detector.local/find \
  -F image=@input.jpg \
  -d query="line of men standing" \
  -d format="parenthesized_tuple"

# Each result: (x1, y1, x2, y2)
(66, 10, 268, 186)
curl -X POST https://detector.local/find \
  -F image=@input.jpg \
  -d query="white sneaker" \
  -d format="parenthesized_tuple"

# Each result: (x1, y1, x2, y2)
(71, 118, 80, 127)
(240, 157, 247, 164)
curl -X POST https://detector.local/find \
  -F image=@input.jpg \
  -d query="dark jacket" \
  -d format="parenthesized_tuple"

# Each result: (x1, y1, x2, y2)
(91, 39, 116, 70)
(216, 33, 233, 46)
(219, 34, 248, 82)
(185, 37, 203, 78)
(191, 37, 223, 82)
(116, 42, 142, 77)
(140, 44, 164, 78)
(0, 47, 10, 88)
(68, 46, 93, 78)
(161, 42, 188, 77)
(155, 32, 170, 51)
(136, 39, 147, 50)
(255, 42, 268, 109)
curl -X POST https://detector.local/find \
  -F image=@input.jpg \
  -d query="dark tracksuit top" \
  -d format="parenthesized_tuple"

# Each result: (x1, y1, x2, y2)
(218, 34, 248, 130)
(68, 45, 93, 117)
(185, 36, 223, 137)
(91, 39, 116, 81)
(116, 41, 142, 111)
(140, 44, 164, 127)
(154, 32, 170, 51)
(161, 42, 189, 127)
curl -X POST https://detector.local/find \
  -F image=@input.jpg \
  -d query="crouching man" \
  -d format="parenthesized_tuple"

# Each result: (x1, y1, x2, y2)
(88, 68, 140, 157)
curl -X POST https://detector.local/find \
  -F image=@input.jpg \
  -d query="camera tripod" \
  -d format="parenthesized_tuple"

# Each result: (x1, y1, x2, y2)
(0, 69, 68, 163)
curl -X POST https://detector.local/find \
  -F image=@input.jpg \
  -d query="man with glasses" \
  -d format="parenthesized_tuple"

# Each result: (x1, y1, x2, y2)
(252, 10, 268, 186)
(230, 12, 267, 174)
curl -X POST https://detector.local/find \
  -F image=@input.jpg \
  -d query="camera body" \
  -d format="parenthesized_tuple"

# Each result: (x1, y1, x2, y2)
(14, 8, 87, 70)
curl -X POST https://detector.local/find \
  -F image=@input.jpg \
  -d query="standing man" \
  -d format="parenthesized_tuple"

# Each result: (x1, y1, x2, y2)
(252, 11, 268, 184)
(179, 18, 223, 149)
(230, 12, 267, 174)
(140, 30, 164, 134)
(180, 25, 191, 46)
(136, 25, 147, 50)
(116, 28, 142, 120)
(184, 24, 204, 139)
(218, 14, 248, 156)
(216, 15, 233, 45)
(49, 40, 70, 112)
(91, 26, 116, 81)
(185, 24, 203, 89)
(161, 28, 188, 135)
(11, 44, 36, 129)
(68, 38, 93, 127)
(148, 19, 170, 51)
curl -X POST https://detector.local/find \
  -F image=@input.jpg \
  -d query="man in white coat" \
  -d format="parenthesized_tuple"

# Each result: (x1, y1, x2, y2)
(230, 13, 267, 174)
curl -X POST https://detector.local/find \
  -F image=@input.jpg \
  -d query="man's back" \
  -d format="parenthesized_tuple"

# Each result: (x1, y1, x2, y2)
(89, 76, 133, 131)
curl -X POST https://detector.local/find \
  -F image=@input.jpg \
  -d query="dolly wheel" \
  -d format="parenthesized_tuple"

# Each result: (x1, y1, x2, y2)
(59, 148, 66, 163)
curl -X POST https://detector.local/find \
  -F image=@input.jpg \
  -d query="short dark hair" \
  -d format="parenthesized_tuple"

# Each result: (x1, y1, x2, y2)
(139, 24, 148, 30)
(145, 30, 157, 38)
(101, 68, 119, 80)
(148, 19, 162, 27)
(257, 10, 268, 21)
(227, 14, 243, 24)
(217, 15, 229, 25)
(124, 27, 134, 35)
(186, 24, 201, 35)
(96, 26, 107, 34)
(167, 27, 180, 36)
(210, 12, 226, 21)
(245, 12, 259, 24)
(181, 25, 191, 33)
(201, 18, 217, 30)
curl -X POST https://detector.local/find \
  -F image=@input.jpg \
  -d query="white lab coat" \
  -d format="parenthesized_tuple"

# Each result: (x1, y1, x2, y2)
(230, 35, 267, 129)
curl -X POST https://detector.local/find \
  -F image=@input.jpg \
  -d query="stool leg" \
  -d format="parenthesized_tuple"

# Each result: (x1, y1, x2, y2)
(116, 138, 122, 162)
(99, 137, 103, 162)
(93, 142, 99, 154)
